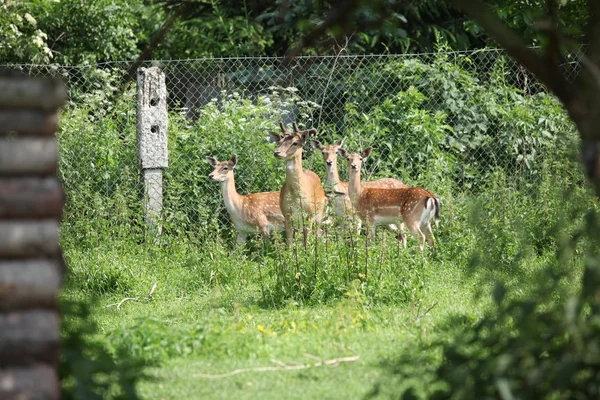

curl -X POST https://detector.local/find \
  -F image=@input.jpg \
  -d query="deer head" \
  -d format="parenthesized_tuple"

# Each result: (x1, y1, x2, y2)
(338, 147, 372, 171)
(270, 122, 317, 160)
(312, 137, 346, 167)
(207, 155, 237, 182)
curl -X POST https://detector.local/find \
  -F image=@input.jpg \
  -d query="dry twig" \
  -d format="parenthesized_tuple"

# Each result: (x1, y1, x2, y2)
(415, 302, 438, 322)
(105, 282, 157, 310)
(195, 355, 360, 379)
(148, 282, 157, 298)
(104, 297, 139, 310)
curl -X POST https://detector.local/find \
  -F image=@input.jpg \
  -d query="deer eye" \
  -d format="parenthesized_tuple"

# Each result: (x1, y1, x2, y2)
(292, 142, 298, 146)
(222, 167, 228, 171)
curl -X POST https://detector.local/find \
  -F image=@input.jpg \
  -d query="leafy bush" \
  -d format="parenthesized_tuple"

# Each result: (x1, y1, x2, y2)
(369, 163, 599, 399)
(58, 85, 143, 247)
(340, 49, 577, 193)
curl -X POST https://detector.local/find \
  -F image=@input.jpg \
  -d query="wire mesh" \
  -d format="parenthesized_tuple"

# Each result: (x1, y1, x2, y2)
(2, 49, 582, 242)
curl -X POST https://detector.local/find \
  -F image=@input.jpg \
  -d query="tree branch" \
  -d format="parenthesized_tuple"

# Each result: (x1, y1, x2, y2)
(283, 0, 412, 64)
(545, 0, 562, 67)
(284, 0, 357, 64)
(125, 3, 194, 81)
(444, 0, 578, 110)
(586, 0, 600, 68)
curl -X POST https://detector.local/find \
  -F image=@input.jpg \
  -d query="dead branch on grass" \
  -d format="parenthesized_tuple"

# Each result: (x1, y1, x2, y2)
(415, 302, 438, 322)
(148, 282, 157, 298)
(105, 282, 157, 310)
(194, 355, 360, 379)
(104, 297, 139, 310)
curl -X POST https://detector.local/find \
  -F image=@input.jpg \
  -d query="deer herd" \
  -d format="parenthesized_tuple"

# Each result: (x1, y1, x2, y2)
(207, 122, 440, 250)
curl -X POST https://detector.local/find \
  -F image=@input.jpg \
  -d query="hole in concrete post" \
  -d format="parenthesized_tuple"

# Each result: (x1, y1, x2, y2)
(151, 125, 159, 134)
(150, 97, 159, 106)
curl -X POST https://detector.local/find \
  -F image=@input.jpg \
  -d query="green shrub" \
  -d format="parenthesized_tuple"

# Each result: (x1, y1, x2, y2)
(369, 163, 598, 399)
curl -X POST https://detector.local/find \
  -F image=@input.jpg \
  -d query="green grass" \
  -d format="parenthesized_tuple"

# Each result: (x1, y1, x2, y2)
(60, 182, 590, 399)
(63, 243, 483, 399)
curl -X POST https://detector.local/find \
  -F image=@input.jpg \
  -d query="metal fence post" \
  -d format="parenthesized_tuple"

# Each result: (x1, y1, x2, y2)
(137, 67, 168, 235)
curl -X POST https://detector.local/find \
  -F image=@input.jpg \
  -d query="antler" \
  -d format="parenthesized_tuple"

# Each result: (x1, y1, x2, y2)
(292, 122, 300, 133)
(279, 121, 287, 133)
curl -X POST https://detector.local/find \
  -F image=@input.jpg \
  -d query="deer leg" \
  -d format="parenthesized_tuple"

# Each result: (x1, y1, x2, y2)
(406, 222, 426, 251)
(387, 222, 406, 246)
(395, 223, 407, 248)
(355, 217, 363, 236)
(423, 222, 435, 249)
(415, 227, 427, 251)
(303, 218, 314, 249)
(398, 222, 407, 247)
(284, 217, 293, 249)
(258, 220, 271, 245)
(367, 217, 376, 241)
(236, 231, 248, 246)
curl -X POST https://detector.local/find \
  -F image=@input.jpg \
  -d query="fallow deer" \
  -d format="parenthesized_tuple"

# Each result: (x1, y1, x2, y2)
(312, 138, 407, 232)
(207, 155, 284, 245)
(270, 122, 327, 249)
(338, 147, 440, 250)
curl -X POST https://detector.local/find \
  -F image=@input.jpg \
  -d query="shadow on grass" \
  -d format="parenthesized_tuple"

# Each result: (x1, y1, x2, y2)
(60, 297, 156, 400)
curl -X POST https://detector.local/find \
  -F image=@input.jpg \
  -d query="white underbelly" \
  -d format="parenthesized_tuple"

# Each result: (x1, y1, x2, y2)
(374, 215, 401, 225)
(234, 220, 256, 233)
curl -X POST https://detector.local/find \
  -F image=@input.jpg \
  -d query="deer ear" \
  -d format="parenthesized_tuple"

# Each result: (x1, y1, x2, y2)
(336, 137, 346, 147)
(311, 139, 324, 150)
(361, 147, 372, 158)
(300, 130, 310, 142)
(269, 132, 282, 144)
(206, 156, 218, 167)
(230, 155, 237, 167)
(338, 148, 349, 159)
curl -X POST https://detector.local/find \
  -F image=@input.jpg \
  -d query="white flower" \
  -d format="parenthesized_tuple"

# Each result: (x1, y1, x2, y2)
(32, 35, 43, 47)
(24, 13, 36, 26)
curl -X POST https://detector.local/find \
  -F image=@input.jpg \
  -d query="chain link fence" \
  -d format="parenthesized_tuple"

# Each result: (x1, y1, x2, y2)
(2, 49, 582, 242)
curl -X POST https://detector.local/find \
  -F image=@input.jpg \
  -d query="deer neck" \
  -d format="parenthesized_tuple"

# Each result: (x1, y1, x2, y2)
(285, 152, 305, 194)
(221, 175, 243, 215)
(347, 168, 363, 200)
(326, 161, 344, 191)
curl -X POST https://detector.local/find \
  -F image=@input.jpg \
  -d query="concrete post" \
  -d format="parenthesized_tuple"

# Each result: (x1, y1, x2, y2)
(0, 76, 67, 400)
(136, 67, 168, 235)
